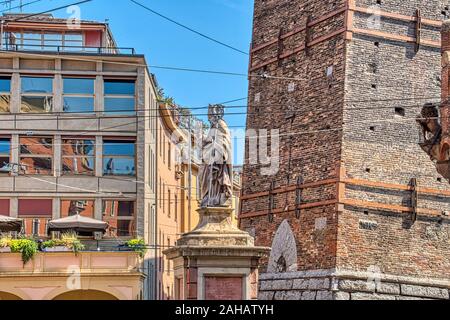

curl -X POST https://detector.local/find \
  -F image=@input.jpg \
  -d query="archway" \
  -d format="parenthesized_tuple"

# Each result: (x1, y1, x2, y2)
(0, 292, 23, 300)
(52, 290, 119, 300)
(267, 220, 298, 273)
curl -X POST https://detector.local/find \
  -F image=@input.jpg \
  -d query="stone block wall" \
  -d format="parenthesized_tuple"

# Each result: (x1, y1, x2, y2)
(241, 0, 450, 300)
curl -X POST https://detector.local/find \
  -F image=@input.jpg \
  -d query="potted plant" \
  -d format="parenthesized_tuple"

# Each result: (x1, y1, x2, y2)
(0, 235, 12, 253)
(8, 238, 38, 265)
(125, 238, 147, 258)
(42, 232, 85, 254)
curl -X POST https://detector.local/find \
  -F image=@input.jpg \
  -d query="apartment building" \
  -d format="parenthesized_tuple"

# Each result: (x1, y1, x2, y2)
(0, 13, 158, 300)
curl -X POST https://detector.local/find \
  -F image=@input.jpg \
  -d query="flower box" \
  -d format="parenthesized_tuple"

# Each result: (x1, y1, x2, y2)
(0, 247, 11, 253)
(43, 246, 71, 252)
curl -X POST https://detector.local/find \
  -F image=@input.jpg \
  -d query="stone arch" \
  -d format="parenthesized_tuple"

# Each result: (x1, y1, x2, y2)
(52, 290, 119, 300)
(0, 291, 23, 300)
(267, 219, 298, 273)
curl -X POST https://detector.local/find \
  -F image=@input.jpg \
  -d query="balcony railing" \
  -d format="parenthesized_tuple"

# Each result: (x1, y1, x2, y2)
(1, 43, 136, 55)
(0, 251, 141, 273)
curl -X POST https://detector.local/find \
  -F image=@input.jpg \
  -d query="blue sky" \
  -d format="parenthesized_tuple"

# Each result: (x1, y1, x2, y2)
(3, 0, 254, 163)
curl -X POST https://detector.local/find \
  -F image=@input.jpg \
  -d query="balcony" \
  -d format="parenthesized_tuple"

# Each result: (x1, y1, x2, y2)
(0, 251, 143, 300)
(1, 43, 136, 55)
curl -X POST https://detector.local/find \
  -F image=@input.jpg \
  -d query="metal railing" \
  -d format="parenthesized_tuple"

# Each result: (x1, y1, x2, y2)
(0, 43, 136, 55)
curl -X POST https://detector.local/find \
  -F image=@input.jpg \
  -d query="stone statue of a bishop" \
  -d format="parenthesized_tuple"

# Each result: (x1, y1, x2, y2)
(199, 104, 233, 208)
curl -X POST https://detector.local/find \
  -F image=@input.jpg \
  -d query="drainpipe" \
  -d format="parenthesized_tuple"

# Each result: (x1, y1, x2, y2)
(154, 116, 159, 301)
(0, 20, 4, 50)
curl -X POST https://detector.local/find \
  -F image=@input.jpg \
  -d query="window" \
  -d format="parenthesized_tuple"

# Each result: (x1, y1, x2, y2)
(61, 200, 95, 218)
(162, 183, 166, 213)
(102, 200, 135, 237)
(21, 77, 53, 113)
(63, 78, 95, 113)
(163, 136, 166, 164)
(0, 199, 10, 216)
(0, 77, 11, 113)
(168, 189, 171, 218)
(174, 194, 178, 222)
(62, 139, 95, 175)
(103, 139, 136, 176)
(0, 138, 10, 173)
(19, 137, 53, 175)
(159, 177, 162, 208)
(104, 79, 135, 115)
(168, 141, 171, 170)
(18, 199, 52, 237)
(6, 31, 83, 51)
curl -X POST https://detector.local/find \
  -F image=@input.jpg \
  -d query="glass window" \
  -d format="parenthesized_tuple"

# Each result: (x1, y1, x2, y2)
(0, 77, 11, 92)
(61, 200, 95, 218)
(19, 137, 53, 175)
(103, 140, 136, 176)
(63, 97, 94, 113)
(62, 139, 95, 175)
(18, 199, 52, 237)
(21, 96, 53, 113)
(104, 80, 135, 95)
(102, 200, 135, 237)
(21, 77, 53, 94)
(0, 138, 10, 173)
(63, 78, 95, 114)
(0, 77, 11, 113)
(63, 78, 94, 94)
(104, 97, 135, 115)
(21, 77, 53, 113)
(104, 80, 135, 115)
(0, 199, 9, 216)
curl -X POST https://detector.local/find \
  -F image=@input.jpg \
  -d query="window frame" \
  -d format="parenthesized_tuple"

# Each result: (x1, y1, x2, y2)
(102, 138, 136, 176)
(103, 79, 136, 115)
(62, 77, 95, 114)
(0, 76, 11, 113)
(60, 199, 95, 218)
(0, 137, 11, 175)
(102, 200, 136, 238)
(61, 138, 96, 176)
(19, 136, 54, 175)
(20, 76, 54, 113)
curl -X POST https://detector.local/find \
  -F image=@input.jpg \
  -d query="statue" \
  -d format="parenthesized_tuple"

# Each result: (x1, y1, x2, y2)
(199, 104, 233, 208)
(417, 103, 442, 161)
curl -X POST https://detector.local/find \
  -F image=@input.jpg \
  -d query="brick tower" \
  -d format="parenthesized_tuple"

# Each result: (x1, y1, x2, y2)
(240, 0, 450, 300)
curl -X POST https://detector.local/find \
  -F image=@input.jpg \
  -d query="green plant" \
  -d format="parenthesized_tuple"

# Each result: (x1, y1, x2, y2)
(9, 239, 38, 265)
(126, 238, 147, 258)
(0, 235, 12, 248)
(42, 232, 85, 254)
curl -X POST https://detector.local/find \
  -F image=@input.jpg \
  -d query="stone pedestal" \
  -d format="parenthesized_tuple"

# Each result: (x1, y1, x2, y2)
(164, 207, 270, 300)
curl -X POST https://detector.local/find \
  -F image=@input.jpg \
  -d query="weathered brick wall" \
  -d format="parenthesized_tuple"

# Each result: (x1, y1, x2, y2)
(241, 0, 347, 271)
(339, 0, 450, 278)
(242, 0, 450, 300)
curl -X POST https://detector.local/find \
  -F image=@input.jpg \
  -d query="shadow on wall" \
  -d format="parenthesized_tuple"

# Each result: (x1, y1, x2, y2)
(417, 103, 450, 182)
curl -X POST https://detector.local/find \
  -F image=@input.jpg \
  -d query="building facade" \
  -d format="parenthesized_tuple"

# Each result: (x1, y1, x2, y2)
(240, 1, 450, 300)
(0, 13, 158, 300)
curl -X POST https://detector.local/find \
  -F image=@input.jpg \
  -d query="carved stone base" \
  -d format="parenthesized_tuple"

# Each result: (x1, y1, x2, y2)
(164, 207, 270, 300)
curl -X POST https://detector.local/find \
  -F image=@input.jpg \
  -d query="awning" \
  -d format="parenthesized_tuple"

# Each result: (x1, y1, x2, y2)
(0, 215, 23, 233)
(47, 215, 108, 234)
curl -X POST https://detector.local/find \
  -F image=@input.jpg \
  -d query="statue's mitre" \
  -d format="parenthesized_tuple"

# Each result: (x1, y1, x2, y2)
(208, 104, 225, 121)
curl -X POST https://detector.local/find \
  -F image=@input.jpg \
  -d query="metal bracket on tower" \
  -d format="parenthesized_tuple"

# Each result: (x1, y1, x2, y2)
(268, 181, 275, 222)
(277, 28, 284, 66)
(295, 176, 303, 219)
(305, 15, 312, 56)
(415, 9, 422, 53)
(410, 178, 418, 223)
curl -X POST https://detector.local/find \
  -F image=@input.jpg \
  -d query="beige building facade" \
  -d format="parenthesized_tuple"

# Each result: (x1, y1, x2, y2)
(0, 13, 159, 300)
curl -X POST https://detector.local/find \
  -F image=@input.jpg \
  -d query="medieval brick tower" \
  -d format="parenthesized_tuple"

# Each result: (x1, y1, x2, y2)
(240, 0, 450, 300)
